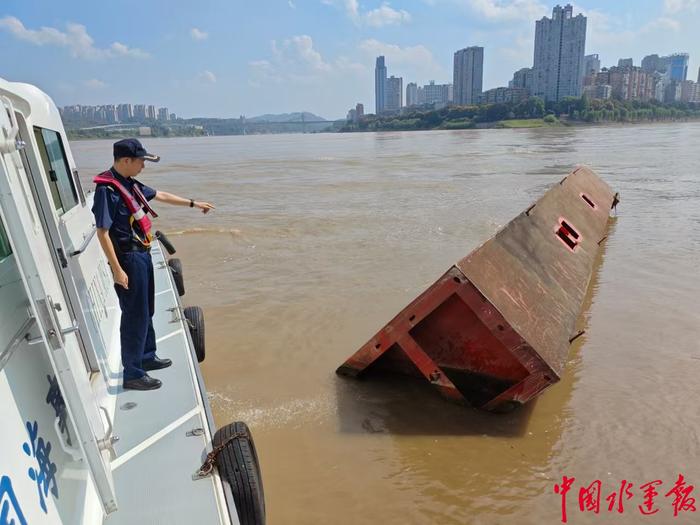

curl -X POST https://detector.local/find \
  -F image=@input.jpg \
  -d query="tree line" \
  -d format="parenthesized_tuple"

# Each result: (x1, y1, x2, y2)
(341, 97, 700, 132)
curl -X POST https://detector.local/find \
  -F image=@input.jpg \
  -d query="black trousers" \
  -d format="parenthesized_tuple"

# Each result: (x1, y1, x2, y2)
(114, 250, 157, 380)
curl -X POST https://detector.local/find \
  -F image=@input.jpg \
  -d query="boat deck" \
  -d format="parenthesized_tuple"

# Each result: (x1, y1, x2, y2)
(102, 242, 234, 525)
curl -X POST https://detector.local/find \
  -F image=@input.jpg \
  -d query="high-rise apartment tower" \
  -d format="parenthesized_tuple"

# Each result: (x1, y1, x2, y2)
(406, 83, 418, 107)
(385, 76, 403, 111)
(453, 46, 484, 105)
(583, 54, 600, 75)
(532, 4, 587, 102)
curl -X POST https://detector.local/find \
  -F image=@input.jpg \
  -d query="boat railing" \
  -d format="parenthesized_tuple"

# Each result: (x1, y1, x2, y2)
(0, 314, 35, 371)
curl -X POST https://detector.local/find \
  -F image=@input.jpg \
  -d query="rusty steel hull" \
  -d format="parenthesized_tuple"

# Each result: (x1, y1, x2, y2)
(337, 166, 616, 411)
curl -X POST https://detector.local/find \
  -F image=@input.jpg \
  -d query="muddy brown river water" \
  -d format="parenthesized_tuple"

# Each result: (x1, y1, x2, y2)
(74, 123, 700, 524)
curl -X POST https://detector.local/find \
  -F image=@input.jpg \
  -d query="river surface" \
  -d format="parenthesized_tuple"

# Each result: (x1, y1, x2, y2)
(73, 124, 700, 525)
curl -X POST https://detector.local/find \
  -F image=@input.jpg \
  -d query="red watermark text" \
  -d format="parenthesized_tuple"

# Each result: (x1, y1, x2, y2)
(553, 474, 696, 523)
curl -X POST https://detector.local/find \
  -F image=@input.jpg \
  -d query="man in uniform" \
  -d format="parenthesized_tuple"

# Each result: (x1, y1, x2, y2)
(92, 138, 215, 390)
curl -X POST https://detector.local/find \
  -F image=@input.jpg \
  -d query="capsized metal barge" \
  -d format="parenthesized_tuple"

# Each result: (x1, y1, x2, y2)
(337, 167, 617, 412)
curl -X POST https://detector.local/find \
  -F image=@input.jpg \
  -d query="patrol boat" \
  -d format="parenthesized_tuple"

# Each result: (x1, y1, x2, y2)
(0, 78, 265, 524)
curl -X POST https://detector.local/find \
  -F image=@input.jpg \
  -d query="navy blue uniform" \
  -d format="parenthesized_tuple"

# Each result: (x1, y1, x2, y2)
(92, 168, 158, 380)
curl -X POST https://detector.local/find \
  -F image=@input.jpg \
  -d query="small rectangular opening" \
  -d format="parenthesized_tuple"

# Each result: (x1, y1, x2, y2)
(560, 220, 579, 239)
(581, 193, 596, 208)
(556, 228, 577, 250)
(556, 218, 580, 251)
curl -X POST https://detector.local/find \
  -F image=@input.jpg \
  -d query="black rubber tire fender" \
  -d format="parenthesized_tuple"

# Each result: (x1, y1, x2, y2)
(167, 258, 185, 297)
(155, 230, 177, 255)
(213, 422, 266, 525)
(183, 305, 205, 362)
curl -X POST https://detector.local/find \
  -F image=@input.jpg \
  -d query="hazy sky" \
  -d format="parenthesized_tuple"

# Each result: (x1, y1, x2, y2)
(1, 1, 698, 119)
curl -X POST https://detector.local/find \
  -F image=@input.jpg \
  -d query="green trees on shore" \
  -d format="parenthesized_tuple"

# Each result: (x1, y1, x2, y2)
(341, 97, 700, 132)
(565, 97, 699, 123)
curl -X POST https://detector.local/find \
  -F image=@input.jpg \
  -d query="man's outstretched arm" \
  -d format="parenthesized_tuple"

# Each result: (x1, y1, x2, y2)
(154, 191, 215, 214)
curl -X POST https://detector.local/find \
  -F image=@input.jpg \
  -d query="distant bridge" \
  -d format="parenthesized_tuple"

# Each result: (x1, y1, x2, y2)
(242, 120, 330, 125)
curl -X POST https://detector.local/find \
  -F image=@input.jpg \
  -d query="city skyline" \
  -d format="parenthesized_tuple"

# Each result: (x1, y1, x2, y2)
(59, 102, 176, 125)
(371, 4, 696, 114)
(0, 1, 698, 119)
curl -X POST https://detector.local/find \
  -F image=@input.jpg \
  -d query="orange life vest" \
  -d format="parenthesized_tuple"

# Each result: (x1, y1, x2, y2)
(93, 171, 158, 247)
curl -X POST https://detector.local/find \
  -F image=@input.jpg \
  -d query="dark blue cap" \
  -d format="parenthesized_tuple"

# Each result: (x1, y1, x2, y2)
(113, 138, 160, 162)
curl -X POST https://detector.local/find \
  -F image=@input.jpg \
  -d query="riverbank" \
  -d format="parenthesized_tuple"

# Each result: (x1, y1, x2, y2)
(341, 114, 700, 132)
(66, 114, 700, 140)
(486, 115, 700, 129)
(340, 97, 700, 133)
(66, 101, 700, 141)
(494, 118, 555, 128)
(66, 127, 206, 141)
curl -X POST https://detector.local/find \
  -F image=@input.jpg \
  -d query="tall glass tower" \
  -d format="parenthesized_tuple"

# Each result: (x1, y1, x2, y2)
(667, 53, 689, 82)
(375, 56, 387, 114)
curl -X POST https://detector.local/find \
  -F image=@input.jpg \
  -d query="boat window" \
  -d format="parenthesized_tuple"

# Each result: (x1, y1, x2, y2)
(33, 127, 79, 215)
